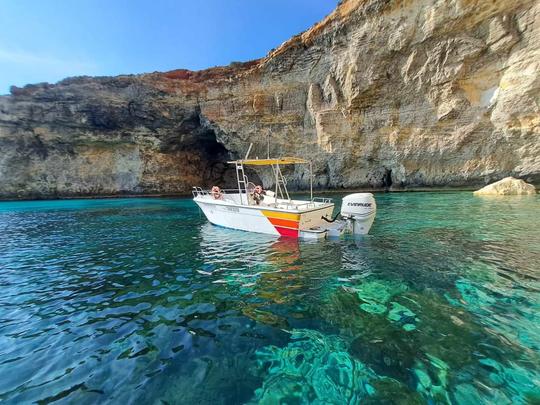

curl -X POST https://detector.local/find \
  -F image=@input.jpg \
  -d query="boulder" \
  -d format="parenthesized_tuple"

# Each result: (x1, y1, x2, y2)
(473, 177, 536, 195)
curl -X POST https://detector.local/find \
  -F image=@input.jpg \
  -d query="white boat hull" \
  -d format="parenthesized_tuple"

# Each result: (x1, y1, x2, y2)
(194, 197, 334, 238)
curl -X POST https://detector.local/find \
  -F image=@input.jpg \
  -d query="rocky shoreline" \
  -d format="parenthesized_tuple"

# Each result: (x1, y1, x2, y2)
(4, 185, 532, 202)
(1, 0, 539, 199)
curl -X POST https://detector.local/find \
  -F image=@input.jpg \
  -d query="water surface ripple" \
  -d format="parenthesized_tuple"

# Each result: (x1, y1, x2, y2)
(0, 193, 538, 404)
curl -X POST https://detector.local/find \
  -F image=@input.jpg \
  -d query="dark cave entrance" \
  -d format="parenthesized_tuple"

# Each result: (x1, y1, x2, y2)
(382, 168, 392, 191)
(161, 112, 260, 189)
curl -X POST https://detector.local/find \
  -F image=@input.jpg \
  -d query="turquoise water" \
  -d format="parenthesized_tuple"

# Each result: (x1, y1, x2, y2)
(0, 192, 539, 404)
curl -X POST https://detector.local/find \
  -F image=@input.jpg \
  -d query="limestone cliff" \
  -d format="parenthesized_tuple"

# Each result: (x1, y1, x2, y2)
(1, 0, 539, 199)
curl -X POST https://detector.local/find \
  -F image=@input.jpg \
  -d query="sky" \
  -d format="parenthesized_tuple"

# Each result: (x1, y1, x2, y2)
(0, 0, 338, 94)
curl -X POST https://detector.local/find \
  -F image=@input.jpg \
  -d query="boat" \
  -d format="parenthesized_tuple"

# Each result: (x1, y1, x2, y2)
(192, 150, 376, 239)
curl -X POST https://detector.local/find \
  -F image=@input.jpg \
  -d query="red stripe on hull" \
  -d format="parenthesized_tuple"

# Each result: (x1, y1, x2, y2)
(275, 226, 299, 238)
(267, 217, 299, 229)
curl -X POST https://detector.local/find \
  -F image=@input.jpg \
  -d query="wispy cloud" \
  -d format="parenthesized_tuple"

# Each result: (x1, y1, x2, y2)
(0, 48, 98, 73)
(0, 48, 99, 91)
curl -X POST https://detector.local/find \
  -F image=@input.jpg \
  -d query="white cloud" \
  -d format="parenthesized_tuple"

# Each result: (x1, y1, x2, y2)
(0, 47, 99, 92)
(0, 48, 97, 72)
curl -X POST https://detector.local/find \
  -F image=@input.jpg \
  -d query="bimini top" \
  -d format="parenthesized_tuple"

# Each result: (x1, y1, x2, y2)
(228, 157, 309, 166)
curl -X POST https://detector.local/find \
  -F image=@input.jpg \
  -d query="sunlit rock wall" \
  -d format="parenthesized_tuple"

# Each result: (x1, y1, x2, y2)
(0, 0, 538, 198)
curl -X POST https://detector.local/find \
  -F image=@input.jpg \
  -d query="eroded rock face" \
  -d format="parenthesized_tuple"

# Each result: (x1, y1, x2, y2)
(473, 176, 536, 195)
(0, 0, 539, 199)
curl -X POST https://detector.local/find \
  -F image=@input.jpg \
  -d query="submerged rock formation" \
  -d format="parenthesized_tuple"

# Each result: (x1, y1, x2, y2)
(1, 0, 539, 199)
(473, 176, 536, 195)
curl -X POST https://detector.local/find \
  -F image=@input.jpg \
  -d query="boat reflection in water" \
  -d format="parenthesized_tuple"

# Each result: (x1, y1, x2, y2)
(196, 223, 352, 328)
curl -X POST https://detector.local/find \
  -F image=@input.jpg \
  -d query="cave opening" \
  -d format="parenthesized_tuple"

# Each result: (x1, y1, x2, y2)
(160, 112, 260, 190)
(382, 168, 392, 191)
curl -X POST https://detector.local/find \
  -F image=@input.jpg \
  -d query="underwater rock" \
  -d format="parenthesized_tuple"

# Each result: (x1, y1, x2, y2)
(473, 177, 537, 195)
(356, 279, 408, 315)
(412, 356, 452, 403)
(323, 284, 540, 403)
(250, 329, 378, 404)
(350, 329, 418, 385)
(387, 302, 419, 331)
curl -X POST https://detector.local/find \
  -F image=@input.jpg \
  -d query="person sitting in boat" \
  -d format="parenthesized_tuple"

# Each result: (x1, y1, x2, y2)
(252, 185, 265, 205)
(211, 186, 223, 200)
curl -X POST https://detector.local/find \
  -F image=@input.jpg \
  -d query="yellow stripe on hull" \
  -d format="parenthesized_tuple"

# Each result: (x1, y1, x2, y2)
(261, 210, 301, 221)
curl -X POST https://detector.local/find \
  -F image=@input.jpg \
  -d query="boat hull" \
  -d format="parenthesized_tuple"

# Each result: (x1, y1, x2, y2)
(194, 199, 334, 238)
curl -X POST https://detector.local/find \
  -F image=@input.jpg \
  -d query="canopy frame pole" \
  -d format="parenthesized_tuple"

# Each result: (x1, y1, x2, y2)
(274, 164, 279, 201)
(272, 164, 290, 201)
(280, 165, 290, 201)
(235, 162, 248, 205)
(244, 143, 253, 160)
(233, 143, 253, 206)
(309, 161, 313, 201)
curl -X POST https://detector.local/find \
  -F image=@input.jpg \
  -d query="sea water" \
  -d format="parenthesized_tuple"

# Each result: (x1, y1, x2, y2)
(0, 192, 538, 404)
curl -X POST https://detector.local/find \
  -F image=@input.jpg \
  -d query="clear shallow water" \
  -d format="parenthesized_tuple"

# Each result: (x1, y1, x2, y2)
(0, 193, 539, 404)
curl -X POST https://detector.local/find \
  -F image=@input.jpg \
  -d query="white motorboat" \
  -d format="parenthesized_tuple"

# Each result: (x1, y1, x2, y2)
(192, 153, 376, 239)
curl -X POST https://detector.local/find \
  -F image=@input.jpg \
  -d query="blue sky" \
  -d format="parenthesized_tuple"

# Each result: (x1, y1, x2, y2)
(0, 0, 337, 94)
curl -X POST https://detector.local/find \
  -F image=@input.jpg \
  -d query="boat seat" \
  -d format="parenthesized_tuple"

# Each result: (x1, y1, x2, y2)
(260, 195, 277, 207)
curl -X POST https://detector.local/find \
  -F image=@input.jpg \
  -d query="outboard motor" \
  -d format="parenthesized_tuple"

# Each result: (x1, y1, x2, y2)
(340, 193, 377, 235)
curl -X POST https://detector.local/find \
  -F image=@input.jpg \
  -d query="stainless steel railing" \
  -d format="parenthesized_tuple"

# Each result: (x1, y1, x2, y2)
(192, 187, 242, 198)
(192, 187, 333, 210)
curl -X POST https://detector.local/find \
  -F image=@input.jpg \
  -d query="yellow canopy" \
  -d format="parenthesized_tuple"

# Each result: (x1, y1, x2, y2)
(228, 157, 309, 166)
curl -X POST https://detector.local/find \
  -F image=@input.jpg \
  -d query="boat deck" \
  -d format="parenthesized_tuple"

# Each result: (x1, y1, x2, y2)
(192, 188, 333, 213)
